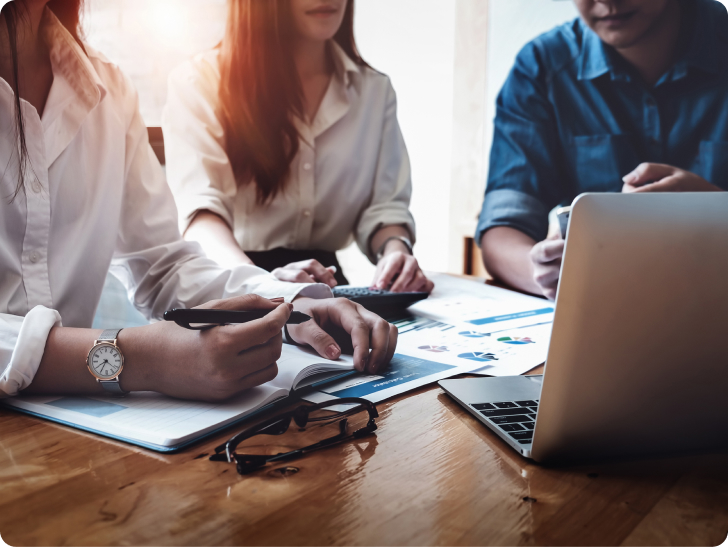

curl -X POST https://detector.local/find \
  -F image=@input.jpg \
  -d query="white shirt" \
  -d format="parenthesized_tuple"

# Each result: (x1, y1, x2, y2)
(0, 10, 329, 397)
(162, 42, 415, 262)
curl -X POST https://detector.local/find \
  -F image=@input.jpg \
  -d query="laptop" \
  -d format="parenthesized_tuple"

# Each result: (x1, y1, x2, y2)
(440, 193, 728, 463)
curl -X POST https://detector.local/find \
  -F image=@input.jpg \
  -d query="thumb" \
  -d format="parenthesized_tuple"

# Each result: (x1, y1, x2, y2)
(622, 163, 675, 187)
(288, 320, 342, 361)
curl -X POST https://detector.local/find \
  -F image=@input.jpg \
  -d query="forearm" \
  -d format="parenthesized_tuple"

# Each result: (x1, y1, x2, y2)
(370, 225, 412, 258)
(184, 210, 253, 268)
(22, 326, 159, 395)
(480, 227, 541, 295)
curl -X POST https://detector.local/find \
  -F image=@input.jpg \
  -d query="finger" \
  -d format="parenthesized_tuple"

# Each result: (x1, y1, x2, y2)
(424, 278, 435, 293)
(373, 255, 404, 290)
(214, 303, 291, 353)
(533, 263, 561, 290)
(365, 315, 392, 374)
(234, 334, 283, 376)
(531, 240, 564, 264)
(629, 176, 681, 193)
(300, 260, 337, 288)
(289, 320, 342, 360)
(390, 258, 418, 293)
(383, 324, 398, 367)
(273, 267, 316, 284)
(235, 362, 279, 392)
(406, 271, 428, 293)
(622, 163, 675, 187)
(194, 293, 280, 311)
(328, 301, 374, 371)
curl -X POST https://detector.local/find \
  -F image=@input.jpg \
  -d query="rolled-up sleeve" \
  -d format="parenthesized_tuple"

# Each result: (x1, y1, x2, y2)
(162, 56, 237, 235)
(113, 74, 331, 319)
(0, 307, 62, 397)
(355, 79, 416, 262)
(476, 42, 568, 245)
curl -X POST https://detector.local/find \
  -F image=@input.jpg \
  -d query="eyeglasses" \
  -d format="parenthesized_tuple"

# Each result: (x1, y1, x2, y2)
(209, 398, 379, 474)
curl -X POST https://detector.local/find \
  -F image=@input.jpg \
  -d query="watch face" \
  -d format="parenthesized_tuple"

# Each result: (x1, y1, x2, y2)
(88, 343, 123, 379)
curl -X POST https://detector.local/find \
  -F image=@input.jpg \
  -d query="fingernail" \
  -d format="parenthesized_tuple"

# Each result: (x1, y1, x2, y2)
(270, 297, 285, 303)
(326, 344, 340, 359)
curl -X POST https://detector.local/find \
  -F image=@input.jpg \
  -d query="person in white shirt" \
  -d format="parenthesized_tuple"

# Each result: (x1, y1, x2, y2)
(163, 0, 434, 293)
(0, 0, 396, 401)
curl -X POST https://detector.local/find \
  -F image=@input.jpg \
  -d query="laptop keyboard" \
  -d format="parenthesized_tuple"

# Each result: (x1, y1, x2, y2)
(471, 400, 539, 444)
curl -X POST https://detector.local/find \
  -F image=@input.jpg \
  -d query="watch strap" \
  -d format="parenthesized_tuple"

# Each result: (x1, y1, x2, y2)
(98, 328, 122, 342)
(96, 328, 128, 395)
(99, 379, 127, 395)
(375, 236, 413, 262)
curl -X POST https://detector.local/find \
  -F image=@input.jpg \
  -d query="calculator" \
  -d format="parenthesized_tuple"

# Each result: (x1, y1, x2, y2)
(332, 286, 429, 316)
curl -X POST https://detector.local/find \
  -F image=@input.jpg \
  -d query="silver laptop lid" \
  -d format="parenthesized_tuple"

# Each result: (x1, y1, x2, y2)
(532, 193, 728, 463)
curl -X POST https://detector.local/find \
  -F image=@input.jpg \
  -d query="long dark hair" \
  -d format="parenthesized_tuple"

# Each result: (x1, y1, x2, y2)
(218, 0, 368, 204)
(1, 0, 84, 201)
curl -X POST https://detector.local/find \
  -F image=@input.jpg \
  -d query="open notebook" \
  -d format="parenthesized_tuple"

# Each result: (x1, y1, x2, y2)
(0, 344, 355, 452)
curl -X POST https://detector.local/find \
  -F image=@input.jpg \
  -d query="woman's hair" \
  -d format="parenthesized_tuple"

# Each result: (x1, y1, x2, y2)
(1, 0, 84, 201)
(218, 0, 368, 203)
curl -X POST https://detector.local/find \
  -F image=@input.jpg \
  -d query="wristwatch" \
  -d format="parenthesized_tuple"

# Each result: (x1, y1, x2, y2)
(375, 235, 413, 262)
(87, 329, 128, 395)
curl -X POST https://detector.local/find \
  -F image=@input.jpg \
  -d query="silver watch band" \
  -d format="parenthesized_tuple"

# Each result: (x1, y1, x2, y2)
(97, 329, 127, 395)
(98, 328, 122, 342)
(375, 235, 413, 262)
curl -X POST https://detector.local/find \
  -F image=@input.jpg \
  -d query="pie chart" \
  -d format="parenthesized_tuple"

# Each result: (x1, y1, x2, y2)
(458, 352, 499, 362)
(418, 345, 449, 353)
(459, 331, 490, 338)
(497, 336, 534, 345)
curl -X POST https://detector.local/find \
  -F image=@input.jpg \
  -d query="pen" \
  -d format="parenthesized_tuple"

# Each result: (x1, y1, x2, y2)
(163, 308, 312, 330)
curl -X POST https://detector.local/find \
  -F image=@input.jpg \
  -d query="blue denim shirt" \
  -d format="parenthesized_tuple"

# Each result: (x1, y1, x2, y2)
(476, 0, 728, 244)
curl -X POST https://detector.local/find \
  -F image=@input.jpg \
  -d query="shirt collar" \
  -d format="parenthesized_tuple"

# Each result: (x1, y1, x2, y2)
(40, 7, 108, 168)
(41, 7, 107, 108)
(577, 20, 616, 81)
(329, 40, 361, 89)
(577, 0, 727, 83)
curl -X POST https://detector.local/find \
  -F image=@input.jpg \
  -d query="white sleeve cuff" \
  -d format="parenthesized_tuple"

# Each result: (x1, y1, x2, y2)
(224, 269, 333, 303)
(0, 306, 62, 397)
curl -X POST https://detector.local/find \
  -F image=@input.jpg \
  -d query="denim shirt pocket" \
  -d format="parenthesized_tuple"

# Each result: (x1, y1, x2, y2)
(698, 141, 728, 190)
(571, 134, 638, 194)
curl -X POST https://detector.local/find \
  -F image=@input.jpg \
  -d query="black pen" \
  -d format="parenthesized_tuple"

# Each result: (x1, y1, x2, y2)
(163, 308, 311, 330)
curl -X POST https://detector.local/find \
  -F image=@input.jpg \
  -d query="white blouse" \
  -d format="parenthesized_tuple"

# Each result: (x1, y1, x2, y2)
(0, 10, 328, 397)
(162, 42, 415, 262)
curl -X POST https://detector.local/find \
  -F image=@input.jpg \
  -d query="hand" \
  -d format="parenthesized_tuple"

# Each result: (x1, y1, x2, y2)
(372, 248, 434, 293)
(127, 294, 290, 402)
(287, 297, 398, 374)
(529, 233, 564, 301)
(272, 259, 338, 287)
(622, 163, 722, 193)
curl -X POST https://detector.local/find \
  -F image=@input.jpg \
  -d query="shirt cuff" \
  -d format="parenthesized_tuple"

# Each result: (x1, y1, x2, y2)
(0, 306, 62, 397)
(476, 188, 549, 244)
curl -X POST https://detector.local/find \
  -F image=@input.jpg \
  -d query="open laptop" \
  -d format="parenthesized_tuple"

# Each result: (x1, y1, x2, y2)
(440, 193, 728, 463)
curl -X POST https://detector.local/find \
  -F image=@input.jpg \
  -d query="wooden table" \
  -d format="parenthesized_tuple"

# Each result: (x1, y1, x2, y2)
(1, 367, 727, 546)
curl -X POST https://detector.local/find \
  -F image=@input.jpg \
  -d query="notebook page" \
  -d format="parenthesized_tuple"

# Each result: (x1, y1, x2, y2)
(270, 344, 354, 391)
(3, 383, 288, 447)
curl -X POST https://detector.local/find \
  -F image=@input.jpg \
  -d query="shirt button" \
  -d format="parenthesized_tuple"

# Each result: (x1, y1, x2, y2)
(303, 163, 312, 171)
(29, 252, 39, 263)
(303, 210, 311, 217)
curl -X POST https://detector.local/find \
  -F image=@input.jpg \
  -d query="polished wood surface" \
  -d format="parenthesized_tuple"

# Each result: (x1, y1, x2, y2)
(1, 376, 727, 546)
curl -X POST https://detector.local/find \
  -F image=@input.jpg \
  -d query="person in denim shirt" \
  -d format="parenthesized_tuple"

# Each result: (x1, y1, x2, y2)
(477, 0, 727, 300)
